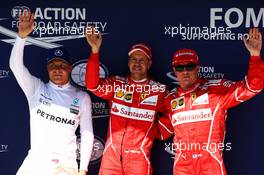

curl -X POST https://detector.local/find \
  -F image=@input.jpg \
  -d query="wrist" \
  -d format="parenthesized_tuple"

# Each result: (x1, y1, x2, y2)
(18, 33, 27, 39)
(92, 47, 99, 54)
(250, 51, 260, 57)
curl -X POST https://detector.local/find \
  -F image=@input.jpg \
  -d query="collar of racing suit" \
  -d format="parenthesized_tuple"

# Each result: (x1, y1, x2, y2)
(178, 78, 202, 96)
(127, 75, 149, 85)
(48, 81, 71, 90)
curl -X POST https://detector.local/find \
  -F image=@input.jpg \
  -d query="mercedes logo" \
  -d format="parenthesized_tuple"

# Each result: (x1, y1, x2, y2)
(54, 49, 63, 56)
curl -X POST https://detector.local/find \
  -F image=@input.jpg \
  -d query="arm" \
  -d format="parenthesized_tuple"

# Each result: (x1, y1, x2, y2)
(220, 28, 263, 109)
(85, 26, 115, 100)
(79, 93, 94, 174)
(85, 26, 102, 89)
(157, 113, 174, 140)
(243, 28, 264, 89)
(9, 11, 42, 98)
(156, 91, 174, 140)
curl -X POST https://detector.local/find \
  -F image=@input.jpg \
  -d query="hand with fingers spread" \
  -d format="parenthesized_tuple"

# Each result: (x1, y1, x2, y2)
(85, 26, 102, 54)
(244, 28, 262, 56)
(18, 10, 35, 39)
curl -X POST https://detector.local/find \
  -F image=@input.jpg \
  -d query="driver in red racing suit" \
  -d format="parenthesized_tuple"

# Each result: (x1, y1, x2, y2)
(84, 28, 173, 175)
(159, 28, 264, 175)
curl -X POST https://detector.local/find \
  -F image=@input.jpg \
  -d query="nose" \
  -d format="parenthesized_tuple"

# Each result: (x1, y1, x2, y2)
(53, 67, 63, 73)
(181, 69, 190, 74)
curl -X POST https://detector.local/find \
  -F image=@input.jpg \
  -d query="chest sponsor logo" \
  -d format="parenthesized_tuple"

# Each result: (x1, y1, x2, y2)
(172, 108, 213, 126)
(114, 91, 133, 103)
(124, 93, 133, 102)
(116, 90, 124, 98)
(40, 93, 52, 101)
(36, 108, 76, 125)
(71, 98, 80, 108)
(111, 102, 155, 122)
(192, 93, 209, 106)
(171, 96, 185, 111)
(140, 95, 158, 106)
(70, 108, 79, 115)
(141, 92, 147, 100)
(39, 97, 51, 106)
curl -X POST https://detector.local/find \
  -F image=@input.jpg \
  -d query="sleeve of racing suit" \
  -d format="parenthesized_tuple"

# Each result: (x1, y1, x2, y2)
(86, 53, 100, 89)
(79, 93, 94, 171)
(9, 36, 42, 99)
(85, 53, 115, 100)
(156, 91, 174, 140)
(219, 56, 264, 109)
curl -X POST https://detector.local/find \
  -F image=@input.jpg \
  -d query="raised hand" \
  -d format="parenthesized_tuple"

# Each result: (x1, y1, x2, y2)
(18, 10, 35, 39)
(85, 26, 102, 54)
(243, 28, 262, 56)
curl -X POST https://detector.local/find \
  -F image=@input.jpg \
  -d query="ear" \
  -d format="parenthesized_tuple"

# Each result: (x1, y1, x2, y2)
(68, 64, 73, 72)
(127, 57, 131, 68)
(147, 60, 152, 69)
(196, 65, 200, 74)
(172, 66, 177, 76)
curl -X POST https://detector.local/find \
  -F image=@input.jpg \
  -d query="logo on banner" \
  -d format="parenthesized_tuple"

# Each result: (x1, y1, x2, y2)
(11, 6, 30, 20)
(164, 8, 263, 40)
(0, 144, 8, 153)
(70, 59, 109, 91)
(0, 6, 108, 49)
(210, 8, 264, 28)
(0, 69, 10, 79)
(76, 135, 105, 165)
(166, 66, 225, 85)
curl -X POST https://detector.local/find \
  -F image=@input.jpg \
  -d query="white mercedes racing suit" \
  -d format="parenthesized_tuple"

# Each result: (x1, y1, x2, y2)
(9, 36, 94, 175)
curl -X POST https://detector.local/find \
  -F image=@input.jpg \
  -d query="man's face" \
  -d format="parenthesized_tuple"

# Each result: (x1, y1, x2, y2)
(173, 63, 200, 90)
(47, 59, 72, 85)
(128, 50, 152, 81)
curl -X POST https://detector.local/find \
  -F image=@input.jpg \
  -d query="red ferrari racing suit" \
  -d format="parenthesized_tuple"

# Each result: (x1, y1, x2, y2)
(86, 53, 173, 175)
(161, 56, 264, 175)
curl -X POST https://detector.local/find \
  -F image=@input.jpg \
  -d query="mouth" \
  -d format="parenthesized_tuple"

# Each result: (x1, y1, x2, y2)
(53, 75, 63, 79)
(182, 77, 190, 81)
(132, 66, 142, 71)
